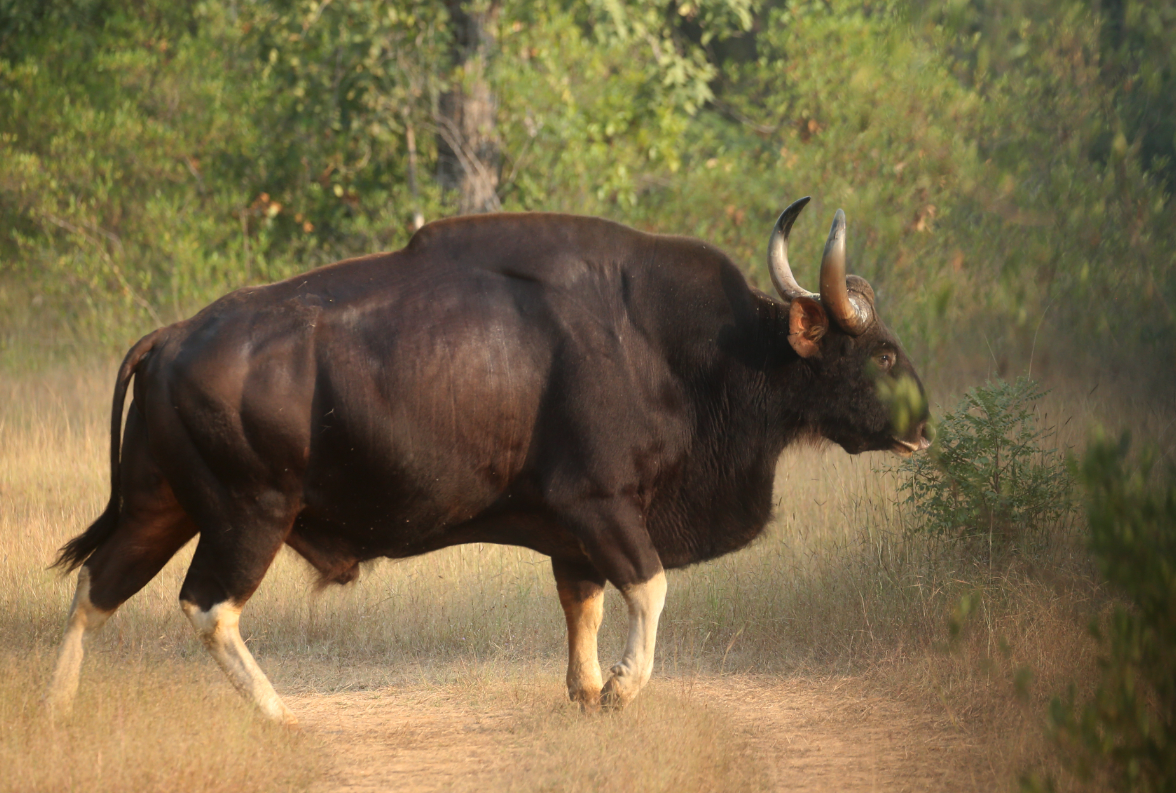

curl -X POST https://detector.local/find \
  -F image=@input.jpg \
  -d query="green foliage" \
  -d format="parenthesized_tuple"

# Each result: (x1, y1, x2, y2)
(890, 0, 1176, 362)
(909, 0, 1176, 193)
(619, 0, 1176, 375)
(0, 0, 1174, 372)
(1024, 434, 1176, 792)
(896, 378, 1072, 559)
(1098, 0, 1176, 192)
(638, 0, 991, 298)
(238, 0, 450, 253)
(492, 0, 756, 211)
(0, 1, 264, 349)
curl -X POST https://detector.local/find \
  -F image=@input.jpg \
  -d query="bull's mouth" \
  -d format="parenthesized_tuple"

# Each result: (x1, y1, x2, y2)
(889, 436, 931, 456)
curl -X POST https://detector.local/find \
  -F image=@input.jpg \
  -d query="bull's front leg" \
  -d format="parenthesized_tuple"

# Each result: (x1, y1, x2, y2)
(552, 559, 606, 710)
(601, 569, 666, 709)
(556, 494, 667, 711)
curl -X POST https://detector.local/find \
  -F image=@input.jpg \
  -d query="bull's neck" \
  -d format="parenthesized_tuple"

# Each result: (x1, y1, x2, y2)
(647, 292, 815, 566)
(742, 292, 818, 452)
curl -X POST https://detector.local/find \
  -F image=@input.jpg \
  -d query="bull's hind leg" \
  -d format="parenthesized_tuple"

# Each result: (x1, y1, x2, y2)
(46, 567, 112, 716)
(178, 507, 297, 725)
(47, 514, 197, 715)
(47, 408, 197, 716)
(552, 559, 606, 711)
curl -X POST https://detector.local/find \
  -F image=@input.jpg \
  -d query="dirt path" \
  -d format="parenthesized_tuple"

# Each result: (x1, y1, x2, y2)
(286, 675, 995, 792)
(684, 677, 992, 791)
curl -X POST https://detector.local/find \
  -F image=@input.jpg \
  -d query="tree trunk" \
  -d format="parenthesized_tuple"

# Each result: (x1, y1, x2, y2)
(437, 1, 501, 214)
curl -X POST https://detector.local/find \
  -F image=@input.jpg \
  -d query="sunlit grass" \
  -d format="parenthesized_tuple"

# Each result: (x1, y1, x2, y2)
(0, 654, 321, 793)
(2, 360, 1171, 790)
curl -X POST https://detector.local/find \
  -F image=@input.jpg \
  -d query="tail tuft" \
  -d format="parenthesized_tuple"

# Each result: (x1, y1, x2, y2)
(53, 500, 119, 572)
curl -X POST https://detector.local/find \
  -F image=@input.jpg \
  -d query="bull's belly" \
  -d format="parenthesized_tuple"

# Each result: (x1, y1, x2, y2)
(286, 484, 584, 584)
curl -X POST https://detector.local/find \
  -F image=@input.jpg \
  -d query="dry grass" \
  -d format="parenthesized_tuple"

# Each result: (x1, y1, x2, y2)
(0, 652, 321, 793)
(2, 360, 1172, 790)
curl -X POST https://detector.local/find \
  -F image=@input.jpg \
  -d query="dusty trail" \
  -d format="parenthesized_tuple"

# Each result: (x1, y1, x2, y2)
(287, 675, 994, 792)
(687, 677, 991, 791)
(289, 688, 526, 793)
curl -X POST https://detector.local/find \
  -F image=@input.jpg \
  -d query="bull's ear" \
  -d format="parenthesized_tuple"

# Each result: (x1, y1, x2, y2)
(788, 296, 828, 358)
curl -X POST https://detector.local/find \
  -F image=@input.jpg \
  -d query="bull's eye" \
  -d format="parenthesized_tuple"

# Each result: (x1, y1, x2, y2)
(873, 351, 895, 371)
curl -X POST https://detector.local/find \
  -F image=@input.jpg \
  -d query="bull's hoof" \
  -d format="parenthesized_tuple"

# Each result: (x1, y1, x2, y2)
(569, 688, 602, 714)
(599, 676, 633, 711)
(577, 697, 602, 715)
(259, 702, 300, 728)
(260, 711, 300, 729)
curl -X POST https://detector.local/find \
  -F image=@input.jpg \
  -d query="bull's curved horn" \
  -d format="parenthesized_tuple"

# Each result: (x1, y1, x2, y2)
(768, 196, 815, 300)
(818, 209, 872, 335)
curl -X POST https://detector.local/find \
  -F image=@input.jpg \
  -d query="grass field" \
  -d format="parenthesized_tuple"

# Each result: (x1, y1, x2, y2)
(2, 360, 1169, 791)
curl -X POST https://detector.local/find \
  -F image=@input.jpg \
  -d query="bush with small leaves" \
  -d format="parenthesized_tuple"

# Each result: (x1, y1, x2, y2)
(895, 377, 1072, 561)
(1023, 434, 1176, 793)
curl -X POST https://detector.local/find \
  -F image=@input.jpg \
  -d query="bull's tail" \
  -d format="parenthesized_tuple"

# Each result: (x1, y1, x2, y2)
(53, 330, 165, 572)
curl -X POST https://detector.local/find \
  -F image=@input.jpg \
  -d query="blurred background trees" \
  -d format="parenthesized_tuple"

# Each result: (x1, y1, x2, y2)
(1, 3, 1173, 786)
(0, 0, 1172, 381)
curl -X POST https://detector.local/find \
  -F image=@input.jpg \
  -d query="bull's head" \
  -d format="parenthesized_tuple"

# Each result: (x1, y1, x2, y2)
(768, 196, 931, 456)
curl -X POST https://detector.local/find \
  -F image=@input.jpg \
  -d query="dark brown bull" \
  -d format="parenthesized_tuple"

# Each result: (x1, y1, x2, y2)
(47, 199, 929, 722)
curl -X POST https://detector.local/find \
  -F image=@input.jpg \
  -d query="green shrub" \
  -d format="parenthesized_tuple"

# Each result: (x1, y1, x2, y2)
(895, 377, 1072, 561)
(1025, 434, 1176, 792)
